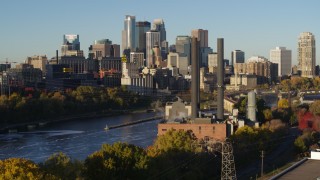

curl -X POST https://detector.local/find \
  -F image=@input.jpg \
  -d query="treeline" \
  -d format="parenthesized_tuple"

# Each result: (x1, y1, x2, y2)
(0, 86, 152, 125)
(280, 76, 320, 91)
(0, 130, 220, 180)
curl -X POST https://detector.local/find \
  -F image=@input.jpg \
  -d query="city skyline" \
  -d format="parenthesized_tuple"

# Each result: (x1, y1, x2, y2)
(0, 0, 319, 65)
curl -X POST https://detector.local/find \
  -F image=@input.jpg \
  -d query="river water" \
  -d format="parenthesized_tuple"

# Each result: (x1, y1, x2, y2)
(0, 112, 162, 162)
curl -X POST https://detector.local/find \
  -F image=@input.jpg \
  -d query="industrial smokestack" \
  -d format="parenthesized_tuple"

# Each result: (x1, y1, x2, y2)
(191, 37, 200, 119)
(247, 91, 257, 122)
(56, 50, 59, 64)
(217, 38, 224, 121)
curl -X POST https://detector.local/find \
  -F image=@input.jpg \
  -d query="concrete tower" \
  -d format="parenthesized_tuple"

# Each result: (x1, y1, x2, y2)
(247, 91, 256, 122)
(298, 32, 316, 78)
(191, 37, 200, 119)
(217, 38, 224, 121)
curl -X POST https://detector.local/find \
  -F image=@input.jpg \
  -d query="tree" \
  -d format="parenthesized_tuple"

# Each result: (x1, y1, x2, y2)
(278, 99, 289, 109)
(310, 100, 320, 116)
(147, 129, 199, 157)
(146, 129, 218, 179)
(263, 109, 273, 121)
(83, 142, 148, 180)
(40, 152, 82, 180)
(0, 158, 56, 180)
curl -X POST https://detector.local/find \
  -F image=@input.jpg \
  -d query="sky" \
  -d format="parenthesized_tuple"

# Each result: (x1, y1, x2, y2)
(1, 0, 320, 65)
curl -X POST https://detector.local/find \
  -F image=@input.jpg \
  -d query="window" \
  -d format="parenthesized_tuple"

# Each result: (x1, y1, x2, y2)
(162, 129, 167, 132)
(213, 126, 215, 133)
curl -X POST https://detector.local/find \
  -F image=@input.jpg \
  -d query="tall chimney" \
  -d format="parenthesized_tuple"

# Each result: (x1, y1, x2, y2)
(217, 38, 224, 120)
(56, 50, 59, 64)
(191, 37, 200, 119)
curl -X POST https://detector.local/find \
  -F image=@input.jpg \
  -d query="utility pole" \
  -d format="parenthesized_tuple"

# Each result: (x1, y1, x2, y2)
(261, 150, 264, 177)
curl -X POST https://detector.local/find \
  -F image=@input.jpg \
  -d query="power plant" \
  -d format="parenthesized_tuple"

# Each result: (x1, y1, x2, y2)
(217, 38, 224, 121)
(158, 38, 227, 141)
(191, 37, 200, 119)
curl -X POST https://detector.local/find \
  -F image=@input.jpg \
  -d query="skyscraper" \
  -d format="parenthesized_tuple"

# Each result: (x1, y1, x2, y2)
(146, 30, 160, 68)
(231, 50, 245, 65)
(191, 29, 208, 48)
(152, 19, 166, 43)
(175, 36, 191, 65)
(152, 19, 167, 59)
(298, 32, 316, 78)
(122, 15, 136, 52)
(61, 34, 83, 57)
(89, 39, 120, 59)
(270, 47, 292, 76)
(135, 21, 151, 56)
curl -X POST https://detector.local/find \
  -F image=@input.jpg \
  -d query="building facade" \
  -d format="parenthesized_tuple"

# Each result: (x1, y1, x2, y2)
(175, 36, 191, 65)
(146, 30, 160, 68)
(270, 47, 292, 77)
(122, 15, 136, 52)
(298, 32, 316, 78)
(191, 29, 208, 48)
(135, 21, 151, 56)
(231, 50, 245, 65)
(26, 55, 48, 74)
(89, 39, 120, 59)
(61, 34, 83, 57)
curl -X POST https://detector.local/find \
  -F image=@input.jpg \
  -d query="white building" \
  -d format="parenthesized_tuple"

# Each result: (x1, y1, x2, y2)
(122, 15, 136, 52)
(270, 47, 292, 76)
(208, 53, 218, 67)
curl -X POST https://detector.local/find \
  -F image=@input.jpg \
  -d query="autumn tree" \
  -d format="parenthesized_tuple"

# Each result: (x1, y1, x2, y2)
(0, 158, 56, 180)
(146, 129, 218, 179)
(278, 98, 289, 109)
(263, 109, 273, 121)
(40, 152, 83, 180)
(83, 142, 148, 180)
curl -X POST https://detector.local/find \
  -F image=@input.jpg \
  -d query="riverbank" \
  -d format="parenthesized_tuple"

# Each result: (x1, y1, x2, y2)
(0, 108, 158, 133)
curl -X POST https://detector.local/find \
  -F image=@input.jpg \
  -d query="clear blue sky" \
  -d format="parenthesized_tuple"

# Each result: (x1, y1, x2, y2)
(1, 0, 319, 65)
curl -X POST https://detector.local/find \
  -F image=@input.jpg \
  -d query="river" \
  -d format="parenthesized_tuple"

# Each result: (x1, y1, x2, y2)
(0, 112, 162, 163)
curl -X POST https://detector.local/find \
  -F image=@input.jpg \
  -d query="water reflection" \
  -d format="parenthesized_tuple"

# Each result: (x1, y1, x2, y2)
(0, 112, 161, 162)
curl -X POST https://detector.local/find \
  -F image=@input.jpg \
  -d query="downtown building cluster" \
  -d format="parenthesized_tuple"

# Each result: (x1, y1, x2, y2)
(0, 15, 317, 97)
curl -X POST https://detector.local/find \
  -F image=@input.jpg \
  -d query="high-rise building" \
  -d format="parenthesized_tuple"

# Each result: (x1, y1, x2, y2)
(231, 50, 245, 65)
(270, 47, 292, 76)
(122, 15, 136, 52)
(89, 39, 120, 59)
(152, 19, 167, 59)
(146, 30, 160, 68)
(26, 55, 48, 74)
(175, 36, 191, 65)
(130, 52, 144, 68)
(152, 19, 166, 43)
(135, 21, 151, 56)
(191, 29, 210, 67)
(208, 53, 218, 67)
(191, 29, 208, 48)
(61, 34, 83, 57)
(298, 32, 316, 78)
